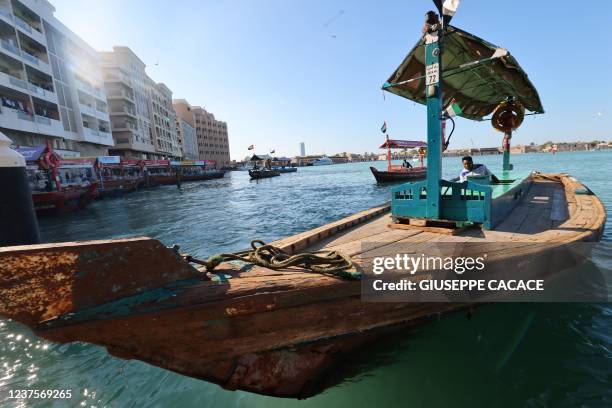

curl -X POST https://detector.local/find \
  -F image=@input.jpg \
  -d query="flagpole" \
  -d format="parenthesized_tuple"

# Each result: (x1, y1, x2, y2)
(386, 133, 392, 171)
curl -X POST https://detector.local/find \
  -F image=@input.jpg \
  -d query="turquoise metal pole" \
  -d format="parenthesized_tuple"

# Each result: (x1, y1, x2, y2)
(502, 131, 512, 171)
(424, 32, 443, 219)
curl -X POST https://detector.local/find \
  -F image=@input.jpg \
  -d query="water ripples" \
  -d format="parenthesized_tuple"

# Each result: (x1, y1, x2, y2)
(1, 151, 611, 407)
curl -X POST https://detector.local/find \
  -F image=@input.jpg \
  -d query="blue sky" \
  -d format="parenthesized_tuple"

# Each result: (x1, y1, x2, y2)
(52, 0, 611, 159)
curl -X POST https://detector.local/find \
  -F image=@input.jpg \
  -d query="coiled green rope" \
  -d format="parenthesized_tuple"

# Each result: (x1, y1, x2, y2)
(186, 240, 359, 280)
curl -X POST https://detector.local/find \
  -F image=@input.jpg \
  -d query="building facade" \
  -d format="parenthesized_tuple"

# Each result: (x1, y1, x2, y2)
(175, 115, 197, 160)
(148, 81, 180, 159)
(173, 99, 230, 168)
(0, 0, 112, 157)
(100, 46, 181, 160)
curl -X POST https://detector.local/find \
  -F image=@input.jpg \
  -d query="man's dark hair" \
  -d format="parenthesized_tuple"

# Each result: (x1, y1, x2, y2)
(462, 156, 473, 163)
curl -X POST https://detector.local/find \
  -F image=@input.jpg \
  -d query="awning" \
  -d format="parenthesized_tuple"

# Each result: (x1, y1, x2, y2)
(250, 154, 272, 161)
(15, 146, 46, 163)
(380, 140, 427, 149)
(382, 25, 544, 121)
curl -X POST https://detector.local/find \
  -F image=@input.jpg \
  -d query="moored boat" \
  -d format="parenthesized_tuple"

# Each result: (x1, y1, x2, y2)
(370, 139, 427, 183)
(270, 156, 297, 173)
(311, 156, 333, 166)
(18, 144, 98, 215)
(172, 160, 225, 182)
(96, 156, 142, 197)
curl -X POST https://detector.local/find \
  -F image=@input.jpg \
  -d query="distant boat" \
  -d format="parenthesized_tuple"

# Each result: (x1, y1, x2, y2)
(311, 156, 333, 166)
(370, 138, 427, 183)
(249, 169, 280, 179)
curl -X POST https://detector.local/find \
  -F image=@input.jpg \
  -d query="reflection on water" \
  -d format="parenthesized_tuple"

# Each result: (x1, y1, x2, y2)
(1, 151, 612, 407)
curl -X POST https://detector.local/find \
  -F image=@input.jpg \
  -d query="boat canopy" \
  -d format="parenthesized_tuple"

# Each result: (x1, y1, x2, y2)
(383, 26, 544, 121)
(250, 154, 272, 161)
(380, 139, 427, 149)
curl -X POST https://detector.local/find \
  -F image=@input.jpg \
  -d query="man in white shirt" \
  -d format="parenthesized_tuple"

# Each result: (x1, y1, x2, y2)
(456, 156, 499, 183)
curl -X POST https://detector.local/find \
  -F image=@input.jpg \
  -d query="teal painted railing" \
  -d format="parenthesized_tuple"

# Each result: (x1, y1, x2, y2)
(391, 179, 493, 229)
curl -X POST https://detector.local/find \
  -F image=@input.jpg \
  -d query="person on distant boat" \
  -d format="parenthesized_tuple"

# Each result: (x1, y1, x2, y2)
(402, 159, 413, 169)
(454, 156, 500, 183)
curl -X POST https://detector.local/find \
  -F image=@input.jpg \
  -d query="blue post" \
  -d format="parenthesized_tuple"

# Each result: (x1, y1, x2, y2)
(424, 31, 443, 220)
(502, 131, 512, 171)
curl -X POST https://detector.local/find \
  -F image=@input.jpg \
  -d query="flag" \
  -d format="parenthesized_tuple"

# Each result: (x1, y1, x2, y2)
(432, 0, 460, 25)
(445, 98, 462, 117)
(381, 121, 387, 134)
(247, 144, 254, 150)
(270, 149, 275, 154)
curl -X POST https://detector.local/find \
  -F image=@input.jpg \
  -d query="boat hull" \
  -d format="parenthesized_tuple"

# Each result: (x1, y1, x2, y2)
(0, 174, 606, 398)
(98, 178, 140, 198)
(370, 166, 427, 183)
(273, 167, 297, 173)
(249, 169, 281, 179)
(32, 183, 98, 215)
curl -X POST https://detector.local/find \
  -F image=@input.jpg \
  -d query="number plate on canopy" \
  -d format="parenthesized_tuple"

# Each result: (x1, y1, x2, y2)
(426, 63, 439, 85)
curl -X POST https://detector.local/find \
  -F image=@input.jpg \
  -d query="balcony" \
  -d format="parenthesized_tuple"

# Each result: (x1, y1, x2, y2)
(0, 37, 19, 57)
(79, 101, 97, 117)
(34, 114, 63, 136)
(113, 136, 156, 153)
(106, 89, 135, 102)
(20, 48, 50, 72)
(11, 1, 45, 45)
(0, 70, 27, 92)
(0, 105, 37, 133)
(30, 83, 56, 103)
(0, 7, 12, 23)
(111, 120, 138, 132)
(83, 125, 113, 146)
(110, 105, 137, 118)
(75, 77, 105, 100)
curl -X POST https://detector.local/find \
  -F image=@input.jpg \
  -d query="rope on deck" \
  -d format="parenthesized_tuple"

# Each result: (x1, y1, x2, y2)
(185, 240, 359, 280)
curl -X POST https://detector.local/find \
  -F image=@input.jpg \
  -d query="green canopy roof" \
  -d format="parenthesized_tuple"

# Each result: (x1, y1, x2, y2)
(383, 25, 544, 121)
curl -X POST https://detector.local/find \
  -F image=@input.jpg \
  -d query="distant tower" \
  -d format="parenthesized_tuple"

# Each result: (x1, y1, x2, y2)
(299, 142, 305, 156)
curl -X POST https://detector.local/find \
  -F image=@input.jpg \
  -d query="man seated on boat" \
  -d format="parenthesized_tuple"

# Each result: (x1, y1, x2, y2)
(453, 156, 500, 183)
(402, 159, 413, 169)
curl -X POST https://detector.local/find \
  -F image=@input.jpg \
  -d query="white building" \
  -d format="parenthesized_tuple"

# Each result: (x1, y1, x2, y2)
(299, 142, 305, 156)
(0, 0, 112, 157)
(175, 115, 197, 160)
(100, 46, 181, 160)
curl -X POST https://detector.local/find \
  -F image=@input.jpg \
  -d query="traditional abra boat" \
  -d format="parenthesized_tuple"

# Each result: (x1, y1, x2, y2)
(144, 160, 225, 187)
(370, 139, 427, 183)
(271, 156, 297, 173)
(173, 160, 225, 182)
(249, 168, 280, 179)
(142, 160, 176, 187)
(0, 5, 607, 400)
(95, 156, 142, 197)
(17, 144, 98, 215)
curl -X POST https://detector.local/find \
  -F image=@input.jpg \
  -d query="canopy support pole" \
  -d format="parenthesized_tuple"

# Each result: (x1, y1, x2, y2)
(502, 131, 512, 171)
(425, 31, 443, 220)
(386, 134, 392, 171)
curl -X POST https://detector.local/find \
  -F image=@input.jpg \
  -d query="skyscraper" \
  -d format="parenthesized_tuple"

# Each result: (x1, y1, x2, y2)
(299, 142, 305, 156)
